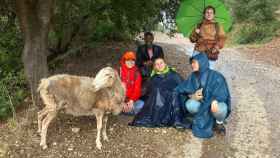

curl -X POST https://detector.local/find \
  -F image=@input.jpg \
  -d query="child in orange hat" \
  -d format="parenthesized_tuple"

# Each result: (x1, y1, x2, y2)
(120, 51, 144, 115)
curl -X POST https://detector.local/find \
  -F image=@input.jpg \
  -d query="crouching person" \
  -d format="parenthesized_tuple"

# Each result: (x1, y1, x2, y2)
(120, 51, 144, 115)
(174, 53, 231, 138)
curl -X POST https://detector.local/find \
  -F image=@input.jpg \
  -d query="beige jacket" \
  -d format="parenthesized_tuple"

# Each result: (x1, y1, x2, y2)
(190, 20, 226, 52)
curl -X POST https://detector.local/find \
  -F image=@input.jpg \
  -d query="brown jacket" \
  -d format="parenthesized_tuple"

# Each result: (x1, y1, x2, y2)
(190, 20, 226, 53)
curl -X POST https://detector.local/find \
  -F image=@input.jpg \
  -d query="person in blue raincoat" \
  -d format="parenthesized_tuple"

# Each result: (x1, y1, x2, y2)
(174, 53, 231, 138)
(130, 57, 183, 127)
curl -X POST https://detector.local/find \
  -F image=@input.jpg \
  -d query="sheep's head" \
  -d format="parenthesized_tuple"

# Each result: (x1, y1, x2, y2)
(93, 67, 117, 91)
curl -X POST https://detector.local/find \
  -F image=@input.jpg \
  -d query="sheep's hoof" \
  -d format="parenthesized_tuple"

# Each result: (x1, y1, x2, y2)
(40, 144, 48, 150)
(40, 142, 48, 150)
(96, 142, 102, 150)
(42, 145, 48, 150)
(103, 136, 109, 142)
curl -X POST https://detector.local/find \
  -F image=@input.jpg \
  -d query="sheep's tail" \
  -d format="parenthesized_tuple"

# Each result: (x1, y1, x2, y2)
(37, 78, 50, 93)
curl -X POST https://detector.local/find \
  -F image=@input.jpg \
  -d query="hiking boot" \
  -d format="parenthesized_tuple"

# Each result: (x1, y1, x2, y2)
(214, 123, 226, 136)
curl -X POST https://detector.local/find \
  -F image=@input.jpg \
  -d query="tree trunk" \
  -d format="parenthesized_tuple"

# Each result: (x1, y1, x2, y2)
(16, 0, 54, 106)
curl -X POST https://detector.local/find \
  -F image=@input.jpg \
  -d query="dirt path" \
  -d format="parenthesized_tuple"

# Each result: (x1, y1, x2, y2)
(215, 48, 280, 158)
(1, 33, 279, 158)
(160, 33, 280, 158)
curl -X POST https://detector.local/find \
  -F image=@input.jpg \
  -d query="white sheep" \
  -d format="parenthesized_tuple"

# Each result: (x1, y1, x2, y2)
(37, 67, 126, 150)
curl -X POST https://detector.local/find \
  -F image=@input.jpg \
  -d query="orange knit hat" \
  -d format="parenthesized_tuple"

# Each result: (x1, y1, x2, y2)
(122, 51, 136, 60)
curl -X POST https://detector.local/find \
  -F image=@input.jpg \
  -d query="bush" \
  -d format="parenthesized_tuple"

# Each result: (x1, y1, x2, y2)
(228, 0, 278, 23)
(0, 71, 27, 120)
(225, 0, 280, 44)
(0, 15, 27, 120)
(234, 22, 280, 44)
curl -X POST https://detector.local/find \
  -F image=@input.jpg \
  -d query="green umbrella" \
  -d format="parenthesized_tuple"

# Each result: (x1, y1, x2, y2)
(176, 0, 232, 37)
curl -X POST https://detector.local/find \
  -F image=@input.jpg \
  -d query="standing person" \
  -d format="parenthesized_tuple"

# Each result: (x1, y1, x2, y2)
(174, 53, 231, 138)
(136, 32, 164, 78)
(120, 51, 144, 115)
(130, 57, 183, 127)
(189, 5, 226, 70)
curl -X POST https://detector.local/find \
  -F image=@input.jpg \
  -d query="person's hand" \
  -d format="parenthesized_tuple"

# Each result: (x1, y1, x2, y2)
(195, 28, 200, 34)
(122, 103, 128, 112)
(189, 88, 203, 101)
(211, 100, 219, 113)
(123, 100, 134, 113)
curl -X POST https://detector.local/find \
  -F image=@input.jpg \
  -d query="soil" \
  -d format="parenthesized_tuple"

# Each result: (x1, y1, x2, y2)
(240, 37, 280, 67)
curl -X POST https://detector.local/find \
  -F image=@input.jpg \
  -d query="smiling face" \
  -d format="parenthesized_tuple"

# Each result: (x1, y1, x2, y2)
(125, 59, 135, 69)
(191, 59, 200, 72)
(204, 8, 215, 21)
(154, 58, 166, 72)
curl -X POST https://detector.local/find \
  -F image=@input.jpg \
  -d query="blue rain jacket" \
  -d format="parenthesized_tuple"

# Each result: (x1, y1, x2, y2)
(175, 53, 231, 138)
(131, 70, 183, 127)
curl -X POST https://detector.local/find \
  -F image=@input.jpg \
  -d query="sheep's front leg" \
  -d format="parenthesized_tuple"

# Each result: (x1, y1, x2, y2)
(102, 115, 109, 142)
(95, 112, 103, 150)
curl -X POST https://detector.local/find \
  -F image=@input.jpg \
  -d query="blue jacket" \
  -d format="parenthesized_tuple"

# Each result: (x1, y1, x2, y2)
(175, 53, 231, 138)
(131, 70, 183, 127)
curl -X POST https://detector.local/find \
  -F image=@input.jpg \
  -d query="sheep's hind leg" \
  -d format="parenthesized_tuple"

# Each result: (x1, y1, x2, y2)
(102, 115, 109, 142)
(95, 112, 104, 150)
(37, 108, 49, 134)
(40, 111, 57, 150)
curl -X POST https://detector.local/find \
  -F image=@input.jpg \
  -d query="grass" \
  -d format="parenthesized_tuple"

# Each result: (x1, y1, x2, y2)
(226, 21, 280, 47)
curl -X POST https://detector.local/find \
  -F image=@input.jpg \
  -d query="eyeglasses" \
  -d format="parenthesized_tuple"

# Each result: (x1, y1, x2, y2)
(125, 60, 135, 64)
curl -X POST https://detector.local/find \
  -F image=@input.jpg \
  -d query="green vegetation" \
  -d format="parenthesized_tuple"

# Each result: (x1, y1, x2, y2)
(0, 15, 27, 119)
(227, 0, 280, 44)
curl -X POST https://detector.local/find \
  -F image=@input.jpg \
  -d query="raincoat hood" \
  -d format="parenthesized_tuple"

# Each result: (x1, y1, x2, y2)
(190, 53, 209, 73)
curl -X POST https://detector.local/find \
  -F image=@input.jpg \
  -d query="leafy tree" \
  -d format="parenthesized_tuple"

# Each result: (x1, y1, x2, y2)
(14, 0, 53, 106)
(228, 0, 279, 23)
(48, 0, 168, 61)
(227, 0, 280, 43)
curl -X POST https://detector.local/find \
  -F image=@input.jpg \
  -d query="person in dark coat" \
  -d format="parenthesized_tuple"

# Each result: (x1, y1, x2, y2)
(130, 58, 183, 127)
(136, 32, 164, 78)
(174, 53, 231, 138)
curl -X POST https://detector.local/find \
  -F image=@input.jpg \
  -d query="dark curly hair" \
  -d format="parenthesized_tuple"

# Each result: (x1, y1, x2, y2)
(144, 32, 154, 38)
